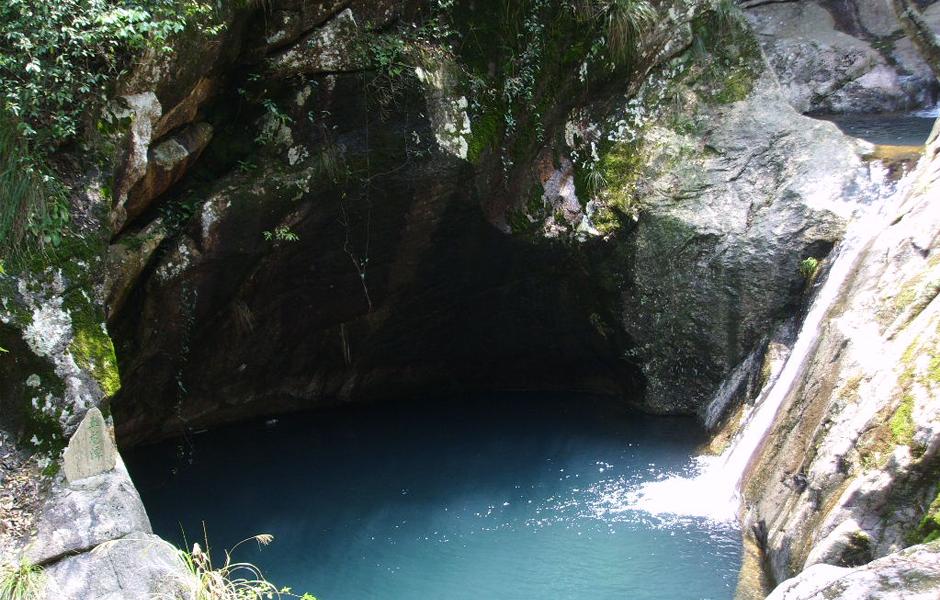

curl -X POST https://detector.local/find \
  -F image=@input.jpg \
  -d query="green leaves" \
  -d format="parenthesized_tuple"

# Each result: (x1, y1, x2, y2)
(262, 226, 300, 243)
(0, 0, 226, 149)
(799, 257, 820, 279)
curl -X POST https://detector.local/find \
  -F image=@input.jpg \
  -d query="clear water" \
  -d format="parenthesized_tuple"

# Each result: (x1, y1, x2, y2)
(124, 395, 742, 600)
(821, 113, 935, 146)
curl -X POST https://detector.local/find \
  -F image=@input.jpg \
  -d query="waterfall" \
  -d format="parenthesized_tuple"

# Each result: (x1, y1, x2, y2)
(618, 163, 909, 523)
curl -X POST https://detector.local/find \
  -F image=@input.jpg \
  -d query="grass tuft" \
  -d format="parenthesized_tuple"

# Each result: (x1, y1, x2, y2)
(0, 561, 45, 600)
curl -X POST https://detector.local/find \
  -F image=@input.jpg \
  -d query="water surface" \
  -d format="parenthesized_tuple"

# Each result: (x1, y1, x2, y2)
(125, 395, 741, 600)
(821, 113, 935, 146)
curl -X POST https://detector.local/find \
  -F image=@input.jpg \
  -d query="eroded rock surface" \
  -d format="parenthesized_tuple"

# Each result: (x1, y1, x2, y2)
(766, 541, 940, 600)
(24, 456, 148, 565)
(622, 76, 861, 414)
(746, 119, 940, 589)
(746, 0, 939, 113)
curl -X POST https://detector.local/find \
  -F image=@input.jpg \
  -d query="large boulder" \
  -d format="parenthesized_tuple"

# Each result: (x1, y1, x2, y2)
(124, 122, 214, 224)
(42, 532, 193, 600)
(621, 75, 860, 414)
(766, 541, 940, 600)
(22, 457, 150, 565)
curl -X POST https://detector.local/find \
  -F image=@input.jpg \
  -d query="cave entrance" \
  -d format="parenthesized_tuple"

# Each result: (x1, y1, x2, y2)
(123, 393, 742, 600)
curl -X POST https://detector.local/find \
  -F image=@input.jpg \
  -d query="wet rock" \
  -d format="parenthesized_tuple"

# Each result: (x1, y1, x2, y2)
(624, 76, 857, 413)
(742, 120, 940, 582)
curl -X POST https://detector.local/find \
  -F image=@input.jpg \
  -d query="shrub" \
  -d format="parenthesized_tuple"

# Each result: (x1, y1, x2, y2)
(96, 531, 319, 600)
(0, 1, 228, 254)
(0, 0, 225, 147)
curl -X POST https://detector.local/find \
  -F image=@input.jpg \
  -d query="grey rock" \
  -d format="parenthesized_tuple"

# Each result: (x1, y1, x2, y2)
(766, 541, 940, 600)
(124, 122, 214, 224)
(746, 1, 935, 113)
(109, 92, 162, 232)
(24, 455, 150, 565)
(856, 0, 904, 37)
(267, 9, 367, 78)
(62, 408, 116, 484)
(42, 532, 194, 600)
(624, 76, 858, 414)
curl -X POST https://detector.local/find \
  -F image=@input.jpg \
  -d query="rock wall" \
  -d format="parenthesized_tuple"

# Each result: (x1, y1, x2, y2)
(745, 0, 940, 114)
(104, 0, 870, 441)
(743, 118, 940, 594)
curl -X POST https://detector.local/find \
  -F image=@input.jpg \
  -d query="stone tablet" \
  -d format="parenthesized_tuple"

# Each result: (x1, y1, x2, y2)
(63, 407, 117, 483)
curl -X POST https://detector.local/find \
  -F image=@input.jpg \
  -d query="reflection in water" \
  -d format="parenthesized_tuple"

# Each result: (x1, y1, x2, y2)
(125, 395, 742, 600)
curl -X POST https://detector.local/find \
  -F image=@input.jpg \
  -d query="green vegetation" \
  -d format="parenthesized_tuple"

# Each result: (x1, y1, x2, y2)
(890, 393, 916, 446)
(0, 0, 231, 257)
(911, 488, 940, 544)
(800, 257, 820, 279)
(69, 326, 121, 397)
(103, 530, 320, 600)
(0, 0, 227, 146)
(688, 0, 762, 105)
(450, 0, 652, 167)
(263, 227, 300, 243)
(0, 560, 45, 600)
(580, 0, 657, 65)
(576, 0, 759, 234)
(590, 140, 644, 234)
(0, 117, 69, 254)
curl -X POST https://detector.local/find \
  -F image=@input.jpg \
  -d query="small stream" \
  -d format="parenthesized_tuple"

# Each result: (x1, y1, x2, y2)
(125, 395, 741, 600)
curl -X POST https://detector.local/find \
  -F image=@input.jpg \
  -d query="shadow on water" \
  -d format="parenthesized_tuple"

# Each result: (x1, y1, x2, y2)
(124, 394, 742, 600)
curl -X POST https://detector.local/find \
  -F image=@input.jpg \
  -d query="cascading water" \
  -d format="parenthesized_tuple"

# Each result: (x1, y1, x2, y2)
(608, 159, 914, 523)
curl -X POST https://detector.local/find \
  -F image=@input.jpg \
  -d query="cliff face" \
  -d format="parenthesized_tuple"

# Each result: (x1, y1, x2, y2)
(742, 118, 940, 594)
(100, 0, 867, 443)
